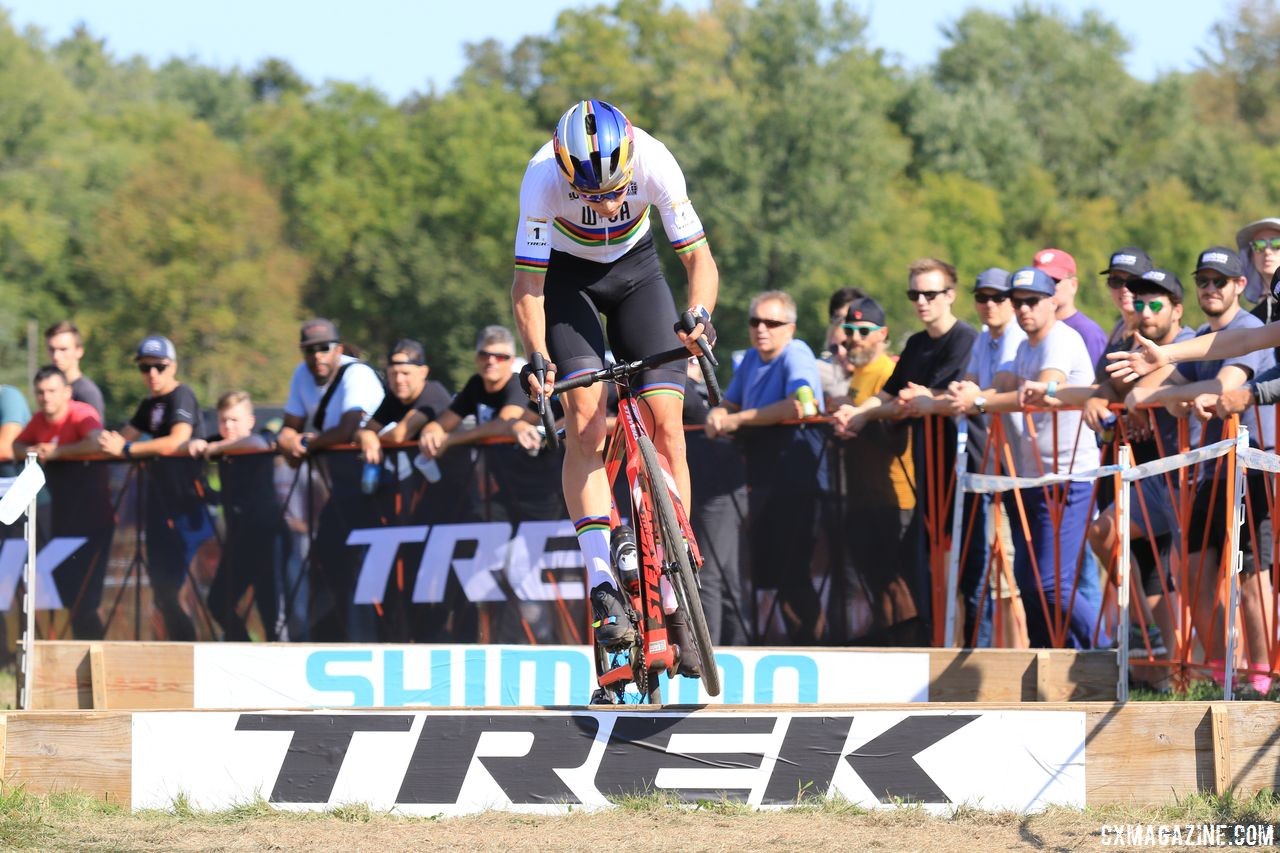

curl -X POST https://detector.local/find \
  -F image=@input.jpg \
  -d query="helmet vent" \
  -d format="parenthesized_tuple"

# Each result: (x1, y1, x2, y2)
(585, 114, 597, 135)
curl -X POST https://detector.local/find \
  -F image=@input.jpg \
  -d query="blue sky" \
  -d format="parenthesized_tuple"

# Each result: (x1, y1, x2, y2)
(3, 1, 1228, 102)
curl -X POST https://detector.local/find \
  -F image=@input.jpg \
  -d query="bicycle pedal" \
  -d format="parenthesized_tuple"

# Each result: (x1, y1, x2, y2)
(590, 687, 622, 706)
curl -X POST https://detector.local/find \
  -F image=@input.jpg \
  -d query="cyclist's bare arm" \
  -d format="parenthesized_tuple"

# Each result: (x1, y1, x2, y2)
(512, 268, 553, 394)
(677, 243, 719, 349)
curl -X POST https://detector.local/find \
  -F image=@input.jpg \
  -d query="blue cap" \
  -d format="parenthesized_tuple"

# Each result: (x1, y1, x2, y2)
(1008, 266, 1056, 296)
(973, 267, 1011, 293)
(135, 334, 177, 362)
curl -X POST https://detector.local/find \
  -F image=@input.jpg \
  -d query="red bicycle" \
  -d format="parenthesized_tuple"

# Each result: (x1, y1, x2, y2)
(532, 318, 722, 703)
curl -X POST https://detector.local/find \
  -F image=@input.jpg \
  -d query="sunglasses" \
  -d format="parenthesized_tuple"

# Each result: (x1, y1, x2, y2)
(906, 288, 951, 302)
(973, 292, 1009, 305)
(1194, 275, 1229, 290)
(840, 323, 883, 336)
(1251, 237, 1280, 252)
(1132, 298, 1165, 313)
(476, 350, 513, 362)
(749, 316, 791, 329)
(1010, 295, 1046, 310)
(1105, 275, 1134, 289)
(303, 342, 336, 355)
(137, 362, 170, 374)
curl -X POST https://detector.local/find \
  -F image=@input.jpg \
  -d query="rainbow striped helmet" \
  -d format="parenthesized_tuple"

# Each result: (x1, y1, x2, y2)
(552, 100, 635, 194)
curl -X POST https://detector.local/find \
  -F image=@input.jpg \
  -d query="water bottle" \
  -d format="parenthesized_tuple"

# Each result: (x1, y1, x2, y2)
(414, 454, 443, 484)
(361, 462, 381, 495)
(611, 525, 639, 592)
(795, 384, 818, 417)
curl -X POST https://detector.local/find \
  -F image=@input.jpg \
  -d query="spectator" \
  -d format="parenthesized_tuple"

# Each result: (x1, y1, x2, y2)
(0, 382, 30, 481)
(817, 286, 864, 404)
(13, 366, 109, 638)
(1035, 248, 1107, 366)
(44, 321, 105, 420)
(959, 268, 1103, 648)
(706, 290, 823, 643)
(357, 338, 452, 466)
(834, 258, 978, 642)
(833, 294, 918, 644)
(97, 335, 205, 641)
(1077, 269, 1194, 674)
(419, 326, 542, 463)
(1237, 216, 1280, 312)
(944, 267, 1026, 646)
(1099, 247, 1152, 348)
(276, 318, 385, 642)
(187, 391, 288, 642)
(683, 356, 750, 646)
(1128, 250, 1275, 693)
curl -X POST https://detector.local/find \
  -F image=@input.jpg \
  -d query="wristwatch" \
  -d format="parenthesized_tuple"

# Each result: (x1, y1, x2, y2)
(973, 395, 988, 415)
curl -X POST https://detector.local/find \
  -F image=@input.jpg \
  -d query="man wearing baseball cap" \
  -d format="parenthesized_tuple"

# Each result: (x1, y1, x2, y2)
(1237, 217, 1280, 308)
(835, 294, 918, 643)
(1099, 246, 1153, 349)
(1035, 248, 1106, 365)
(98, 334, 205, 641)
(1124, 247, 1275, 693)
(953, 267, 1104, 648)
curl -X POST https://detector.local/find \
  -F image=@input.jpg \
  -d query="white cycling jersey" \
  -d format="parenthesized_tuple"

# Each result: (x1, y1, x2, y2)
(514, 127, 708, 271)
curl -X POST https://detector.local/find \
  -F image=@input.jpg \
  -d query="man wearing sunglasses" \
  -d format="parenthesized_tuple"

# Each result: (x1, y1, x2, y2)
(511, 100, 718, 654)
(98, 334, 205, 641)
(1237, 217, 1280, 312)
(1099, 247, 1152, 349)
(1123, 249, 1275, 693)
(277, 318, 385, 640)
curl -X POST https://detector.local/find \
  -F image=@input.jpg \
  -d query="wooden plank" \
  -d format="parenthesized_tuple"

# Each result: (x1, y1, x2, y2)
(928, 649, 1035, 701)
(3, 712, 131, 804)
(31, 642, 92, 710)
(1226, 700, 1280, 794)
(89, 644, 107, 711)
(100, 644, 194, 710)
(1211, 704, 1231, 795)
(1036, 650, 1051, 702)
(1084, 703, 1214, 804)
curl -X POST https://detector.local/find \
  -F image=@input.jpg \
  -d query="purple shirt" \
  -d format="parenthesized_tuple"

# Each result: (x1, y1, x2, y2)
(1060, 311, 1108, 367)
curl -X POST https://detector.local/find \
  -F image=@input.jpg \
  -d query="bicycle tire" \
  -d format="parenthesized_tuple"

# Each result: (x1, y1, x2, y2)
(637, 435, 721, 697)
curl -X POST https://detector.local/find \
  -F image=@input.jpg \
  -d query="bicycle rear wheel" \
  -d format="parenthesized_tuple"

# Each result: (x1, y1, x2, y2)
(637, 435, 721, 697)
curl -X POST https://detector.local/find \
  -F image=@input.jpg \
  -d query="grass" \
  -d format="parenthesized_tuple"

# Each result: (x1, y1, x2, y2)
(1130, 678, 1279, 702)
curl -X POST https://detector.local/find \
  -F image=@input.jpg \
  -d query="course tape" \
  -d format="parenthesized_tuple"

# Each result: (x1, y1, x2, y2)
(960, 437, 1242, 493)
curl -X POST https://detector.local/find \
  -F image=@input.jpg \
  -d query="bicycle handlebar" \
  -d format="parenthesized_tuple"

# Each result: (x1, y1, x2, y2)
(530, 352, 559, 452)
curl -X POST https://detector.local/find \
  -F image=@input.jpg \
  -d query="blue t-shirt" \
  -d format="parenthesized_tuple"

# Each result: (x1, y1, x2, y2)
(0, 384, 31, 477)
(724, 339, 823, 411)
(1177, 309, 1275, 456)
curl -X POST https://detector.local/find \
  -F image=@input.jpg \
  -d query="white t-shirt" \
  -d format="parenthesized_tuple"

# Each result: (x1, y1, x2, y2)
(1010, 322, 1100, 476)
(513, 127, 708, 268)
(284, 355, 385, 432)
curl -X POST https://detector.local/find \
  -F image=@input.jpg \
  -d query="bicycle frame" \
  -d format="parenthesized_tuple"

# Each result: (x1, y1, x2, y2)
(594, 380, 703, 694)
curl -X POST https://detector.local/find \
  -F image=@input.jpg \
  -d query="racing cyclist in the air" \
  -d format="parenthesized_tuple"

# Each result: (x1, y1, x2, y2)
(511, 99, 718, 675)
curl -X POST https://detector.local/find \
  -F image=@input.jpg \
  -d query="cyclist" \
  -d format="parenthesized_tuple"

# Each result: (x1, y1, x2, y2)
(511, 99, 718, 673)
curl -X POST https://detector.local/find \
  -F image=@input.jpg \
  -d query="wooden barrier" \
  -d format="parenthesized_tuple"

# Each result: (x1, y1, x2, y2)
(1, 701, 1277, 808)
(30, 642, 1119, 709)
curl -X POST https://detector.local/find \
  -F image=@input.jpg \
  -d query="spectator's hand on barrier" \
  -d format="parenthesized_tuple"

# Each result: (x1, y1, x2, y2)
(1021, 380, 1049, 408)
(901, 383, 934, 416)
(942, 380, 977, 416)
(833, 405, 869, 438)
(186, 438, 209, 458)
(358, 430, 382, 465)
(32, 442, 57, 461)
(1082, 397, 1112, 433)
(513, 421, 542, 453)
(419, 424, 447, 459)
(1217, 386, 1255, 417)
(1124, 411, 1153, 442)
(98, 430, 126, 457)
(705, 406, 735, 439)
(1105, 333, 1168, 383)
(1191, 393, 1219, 422)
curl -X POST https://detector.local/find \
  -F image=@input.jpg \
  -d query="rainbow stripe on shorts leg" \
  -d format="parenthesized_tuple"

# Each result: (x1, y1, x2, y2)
(574, 516, 611, 536)
(638, 381, 686, 401)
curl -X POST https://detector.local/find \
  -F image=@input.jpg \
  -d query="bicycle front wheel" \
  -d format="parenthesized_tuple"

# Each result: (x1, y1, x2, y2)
(637, 435, 721, 697)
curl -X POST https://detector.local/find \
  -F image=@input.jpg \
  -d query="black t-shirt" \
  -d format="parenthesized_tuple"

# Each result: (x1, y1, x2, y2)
(372, 380, 452, 431)
(206, 433, 282, 524)
(450, 374, 525, 421)
(129, 384, 204, 515)
(71, 376, 106, 421)
(882, 321, 979, 397)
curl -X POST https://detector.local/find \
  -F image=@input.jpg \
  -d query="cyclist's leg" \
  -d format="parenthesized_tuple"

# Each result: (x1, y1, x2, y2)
(545, 252, 632, 645)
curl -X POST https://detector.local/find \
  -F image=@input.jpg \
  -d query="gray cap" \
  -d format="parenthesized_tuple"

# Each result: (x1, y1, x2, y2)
(135, 334, 176, 362)
(973, 267, 1011, 292)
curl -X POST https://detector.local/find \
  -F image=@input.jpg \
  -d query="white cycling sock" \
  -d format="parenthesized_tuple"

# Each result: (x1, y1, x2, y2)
(574, 517, 616, 590)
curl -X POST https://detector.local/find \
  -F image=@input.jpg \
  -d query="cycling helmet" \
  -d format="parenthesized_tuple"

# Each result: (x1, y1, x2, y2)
(552, 99, 635, 193)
